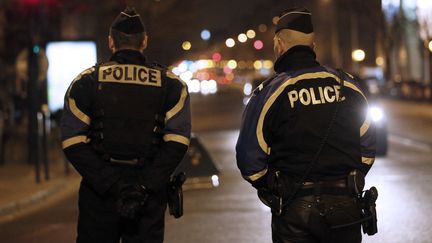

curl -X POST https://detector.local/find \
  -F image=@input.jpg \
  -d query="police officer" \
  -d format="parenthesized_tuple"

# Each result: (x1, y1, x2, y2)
(60, 7, 191, 243)
(236, 7, 376, 243)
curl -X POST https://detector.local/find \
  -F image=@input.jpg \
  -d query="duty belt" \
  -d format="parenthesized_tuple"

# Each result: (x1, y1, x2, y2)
(295, 179, 350, 197)
(109, 157, 147, 166)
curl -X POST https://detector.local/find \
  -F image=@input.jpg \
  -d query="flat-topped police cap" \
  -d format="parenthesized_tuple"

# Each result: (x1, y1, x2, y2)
(275, 7, 313, 34)
(110, 6, 146, 34)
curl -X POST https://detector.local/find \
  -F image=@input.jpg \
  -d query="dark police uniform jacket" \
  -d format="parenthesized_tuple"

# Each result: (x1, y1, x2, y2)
(60, 49, 191, 194)
(236, 46, 376, 187)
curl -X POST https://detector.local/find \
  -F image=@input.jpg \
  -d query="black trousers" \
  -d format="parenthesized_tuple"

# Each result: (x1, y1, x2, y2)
(76, 180, 167, 243)
(272, 195, 362, 243)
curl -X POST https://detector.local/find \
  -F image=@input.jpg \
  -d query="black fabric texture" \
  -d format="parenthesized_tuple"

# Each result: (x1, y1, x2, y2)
(272, 195, 362, 243)
(77, 181, 166, 243)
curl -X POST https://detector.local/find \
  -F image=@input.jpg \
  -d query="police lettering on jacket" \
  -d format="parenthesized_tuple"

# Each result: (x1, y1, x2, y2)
(99, 64, 162, 87)
(287, 85, 344, 108)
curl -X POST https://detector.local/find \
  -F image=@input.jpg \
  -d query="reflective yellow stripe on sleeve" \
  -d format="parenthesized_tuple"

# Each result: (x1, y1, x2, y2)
(65, 67, 95, 125)
(62, 135, 90, 149)
(163, 134, 190, 146)
(165, 72, 188, 122)
(360, 115, 371, 137)
(243, 167, 268, 181)
(68, 98, 91, 125)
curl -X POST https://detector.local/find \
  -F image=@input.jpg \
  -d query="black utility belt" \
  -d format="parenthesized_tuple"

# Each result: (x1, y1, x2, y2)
(295, 179, 350, 197)
(295, 187, 351, 198)
(108, 157, 146, 166)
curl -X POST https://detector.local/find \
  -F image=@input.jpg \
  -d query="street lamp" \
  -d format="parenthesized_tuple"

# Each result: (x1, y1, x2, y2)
(352, 49, 366, 62)
(429, 40, 432, 52)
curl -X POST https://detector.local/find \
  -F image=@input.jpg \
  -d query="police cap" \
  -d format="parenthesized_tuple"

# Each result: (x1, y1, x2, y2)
(275, 7, 313, 34)
(110, 6, 146, 34)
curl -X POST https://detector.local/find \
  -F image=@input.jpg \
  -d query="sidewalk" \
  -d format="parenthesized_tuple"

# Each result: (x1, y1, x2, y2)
(0, 125, 80, 223)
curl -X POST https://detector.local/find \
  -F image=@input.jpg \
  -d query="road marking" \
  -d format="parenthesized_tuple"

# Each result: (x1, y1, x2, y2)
(389, 134, 432, 152)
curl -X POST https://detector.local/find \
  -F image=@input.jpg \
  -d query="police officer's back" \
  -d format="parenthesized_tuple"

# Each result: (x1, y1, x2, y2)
(236, 7, 376, 243)
(60, 7, 191, 243)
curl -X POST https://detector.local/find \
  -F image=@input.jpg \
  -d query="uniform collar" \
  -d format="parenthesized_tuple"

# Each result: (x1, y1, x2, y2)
(110, 49, 147, 65)
(273, 45, 320, 73)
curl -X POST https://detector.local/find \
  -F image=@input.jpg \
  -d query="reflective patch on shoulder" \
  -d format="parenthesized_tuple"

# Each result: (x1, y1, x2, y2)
(99, 64, 161, 87)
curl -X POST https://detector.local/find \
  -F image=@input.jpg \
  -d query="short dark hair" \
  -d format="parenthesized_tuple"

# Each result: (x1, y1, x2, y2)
(109, 29, 145, 49)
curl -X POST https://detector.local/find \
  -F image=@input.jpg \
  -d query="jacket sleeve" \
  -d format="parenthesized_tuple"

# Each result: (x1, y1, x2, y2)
(359, 98, 376, 174)
(139, 71, 191, 192)
(346, 75, 376, 174)
(60, 67, 124, 195)
(236, 84, 278, 188)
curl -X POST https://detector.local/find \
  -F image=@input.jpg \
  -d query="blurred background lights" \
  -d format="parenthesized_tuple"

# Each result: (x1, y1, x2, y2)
(352, 49, 366, 62)
(211, 175, 220, 187)
(429, 40, 432, 52)
(187, 79, 201, 93)
(225, 38, 235, 48)
(227, 60, 238, 69)
(200, 29, 211, 41)
(238, 33, 248, 43)
(212, 52, 222, 62)
(258, 24, 268, 32)
(179, 70, 193, 81)
(253, 60, 263, 70)
(178, 61, 188, 73)
(254, 40, 264, 50)
(376, 56, 385, 66)
(263, 60, 273, 69)
(182, 41, 191, 51)
(246, 29, 256, 39)
(223, 66, 232, 74)
(243, 83, 253, 96)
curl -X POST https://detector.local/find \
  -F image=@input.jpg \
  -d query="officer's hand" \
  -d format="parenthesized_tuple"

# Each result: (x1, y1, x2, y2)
(116, 184, 149, 220)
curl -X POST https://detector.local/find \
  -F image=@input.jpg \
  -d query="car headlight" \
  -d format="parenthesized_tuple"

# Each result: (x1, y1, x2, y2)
(243, 83, 253, 96)
(368, 106, 384, 122)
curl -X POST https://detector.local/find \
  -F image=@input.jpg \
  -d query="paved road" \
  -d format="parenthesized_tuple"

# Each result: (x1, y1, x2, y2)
(1, 88, 432, 242)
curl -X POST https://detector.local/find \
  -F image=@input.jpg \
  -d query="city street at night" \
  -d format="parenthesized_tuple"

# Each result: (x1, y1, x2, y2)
(1, 88, 432, 242)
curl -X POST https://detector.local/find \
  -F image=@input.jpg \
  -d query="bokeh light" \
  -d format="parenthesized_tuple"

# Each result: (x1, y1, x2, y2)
(246, 29, 256, 39)
(212, 52, 222, 62)
(254, 40, 264, 50)
(201, 29, 211, 41)
(227, 60, 238, 69)
(238, 33, 248, 43)
(225, 38, 236, 48)
(352, 49, 366, 62)
(182, 41, 191, 51)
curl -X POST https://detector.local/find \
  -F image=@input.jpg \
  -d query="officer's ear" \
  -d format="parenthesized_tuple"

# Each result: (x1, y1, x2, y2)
(108, 35, 115, 53)
(140, 34, 148, 52)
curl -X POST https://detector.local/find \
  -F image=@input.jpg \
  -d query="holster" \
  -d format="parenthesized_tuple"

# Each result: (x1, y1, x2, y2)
(257, 168, 296, 216)
(257, 188, 283, 215)
(167, 172, 186, 218)
(361, 186, 378, 235)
